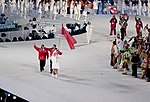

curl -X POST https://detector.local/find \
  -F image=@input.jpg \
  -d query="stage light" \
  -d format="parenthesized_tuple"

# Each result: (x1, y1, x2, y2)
(13, 96, 16, 100)
(7, 93, 10, 97)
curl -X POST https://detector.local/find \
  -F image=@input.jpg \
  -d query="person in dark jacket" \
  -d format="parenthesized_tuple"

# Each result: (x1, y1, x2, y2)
(131, 52, 140, 77)
(34, 44, 49, 72)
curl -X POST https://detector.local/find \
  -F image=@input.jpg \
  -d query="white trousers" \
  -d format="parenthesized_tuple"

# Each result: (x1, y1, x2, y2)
(70, 8, 73, 18)
(87, 32, 92, 44)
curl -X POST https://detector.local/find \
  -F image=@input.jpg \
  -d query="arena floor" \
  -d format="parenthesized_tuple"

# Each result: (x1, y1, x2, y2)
(0, 15, 150, 102)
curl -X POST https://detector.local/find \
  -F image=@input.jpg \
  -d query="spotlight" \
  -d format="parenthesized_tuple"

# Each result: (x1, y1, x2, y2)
(13, 96, 16, 100)
(7, 93, 10, 97)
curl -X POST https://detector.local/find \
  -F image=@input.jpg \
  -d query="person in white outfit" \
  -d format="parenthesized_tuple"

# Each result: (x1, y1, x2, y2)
(64, 0, 68, 17)
(36, 0, 41, 10)
(56, 1, 60, 14)
(61, 0, 67, 17)
(92, 0, 98, 15)
(38, 1, 43, 19)
(1, 0, 5, 13)
(10, 0, 17, 15)
(50, 0, 55, 12)
(53, 3, 58, 20)
(70, 0, 74, 18)
(113, 34, 123, 69)
(74, 2, 78, 20)
(82, 4, 88, 22)
(61, 0, 65, 16)
(86, 21, 92, 44)
(28, 19, 33, 35)
(44, 1, 49, 17)
(23, 0, 28, 19)
(20, 0, 24, 17)
(59, 0, 63, 14)
(29, 0, 33, 15)
(142, 3, 147, 16)
(47, 44, 62, 78)
(77, 1, 81, 21)
(51, 50, 60, 78)
(17, 0, 21, 13)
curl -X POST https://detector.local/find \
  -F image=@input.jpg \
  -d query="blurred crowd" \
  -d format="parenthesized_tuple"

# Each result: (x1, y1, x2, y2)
(0, 0, 149, 20)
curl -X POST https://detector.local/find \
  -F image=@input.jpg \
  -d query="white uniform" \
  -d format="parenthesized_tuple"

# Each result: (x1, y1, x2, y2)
(20, 1, 23, 11)
(53, 4, 58, 14)
(17, 0, 20, 10)
(77, 2, 81, 21)
(36, 0, 41, 9)
(38, 3, 43, 19)
(64, 1, 68, 17)
(70, 1, 74, 18)
(38, 3, 42, 14)
(53, 4, 57, 20)
(56, 1, 60, 14)
(20, 0, 24, 17)
(93, 0, 98, 10)
(1, 0, 5, 13)
(45, 2, 49, 12)
(142, 3, 147, 16)
(51, 50, 60, 69)
(113, 45, 118, 57)
(59, 0, 63, 14)
(11, 0, 16, 14)
(24, 1, 28, 19)
(82, 5, 88, 21)
(29, 0, 33, 15)
(86, 24, 92, 44)
(74, 5, 78, 20)
(50, 0, 55, 12)
(61, 1, 66, 16)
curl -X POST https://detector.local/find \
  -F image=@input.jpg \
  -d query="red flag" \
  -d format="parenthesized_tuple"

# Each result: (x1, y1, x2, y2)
(62, 24, 77, 50)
